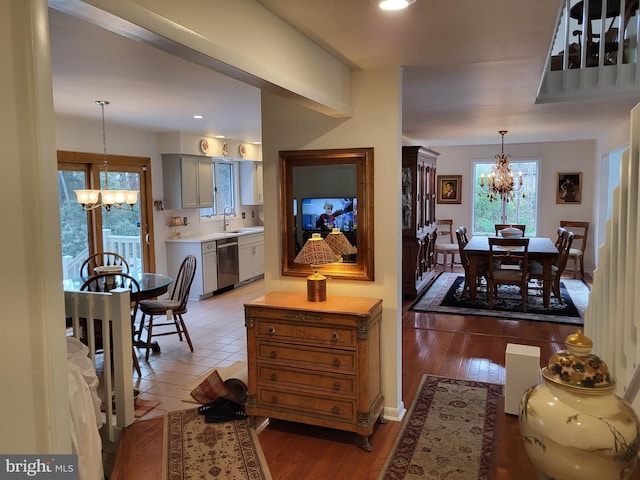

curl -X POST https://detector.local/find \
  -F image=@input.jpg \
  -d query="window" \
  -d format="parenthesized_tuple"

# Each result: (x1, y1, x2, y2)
(472, 159, 539, 235)
(200, 159, 236, 218)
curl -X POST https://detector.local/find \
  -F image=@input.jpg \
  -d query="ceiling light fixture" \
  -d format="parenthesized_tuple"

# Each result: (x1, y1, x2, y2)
(378, 0, 415, 10)
(74, 100, 139, 211)
(193, 115, 203, 119)
(478, 130, 525, 223)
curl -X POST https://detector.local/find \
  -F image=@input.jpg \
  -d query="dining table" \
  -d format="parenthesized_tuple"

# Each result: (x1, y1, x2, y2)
(63, 272, 173, 352)
(462, 236, 559, 309)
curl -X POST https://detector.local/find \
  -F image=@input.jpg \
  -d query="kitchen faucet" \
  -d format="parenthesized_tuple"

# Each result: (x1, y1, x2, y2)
(223, 205, 233, 231)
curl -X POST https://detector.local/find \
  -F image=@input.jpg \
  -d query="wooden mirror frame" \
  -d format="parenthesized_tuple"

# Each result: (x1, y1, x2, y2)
(280, 147, 374, 281)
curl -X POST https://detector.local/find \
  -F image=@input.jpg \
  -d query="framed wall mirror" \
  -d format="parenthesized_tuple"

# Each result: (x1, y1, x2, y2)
(280, 147, 374, 281)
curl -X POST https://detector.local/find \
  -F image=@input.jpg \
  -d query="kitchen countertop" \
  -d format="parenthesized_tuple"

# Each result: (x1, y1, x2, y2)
(166, 226, 264, 243)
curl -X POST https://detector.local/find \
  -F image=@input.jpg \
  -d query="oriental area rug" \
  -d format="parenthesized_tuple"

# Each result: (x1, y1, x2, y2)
(410, 272, 588, 325)
(378, 375, 501, 480)
(163, 408, 272, 480)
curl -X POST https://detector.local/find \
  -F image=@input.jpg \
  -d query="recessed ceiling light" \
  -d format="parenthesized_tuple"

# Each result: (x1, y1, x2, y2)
(252, 141, 262, 145)
(378, 0, 415, 10)
(215, 135, 225, 139)
(193, 115, 203, 119)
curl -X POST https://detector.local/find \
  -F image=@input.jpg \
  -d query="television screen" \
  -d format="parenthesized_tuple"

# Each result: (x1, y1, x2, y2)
(301, 197, 357, 232)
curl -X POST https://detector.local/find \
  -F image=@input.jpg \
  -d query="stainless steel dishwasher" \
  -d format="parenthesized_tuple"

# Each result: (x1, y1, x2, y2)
(216, 237, 239, 290)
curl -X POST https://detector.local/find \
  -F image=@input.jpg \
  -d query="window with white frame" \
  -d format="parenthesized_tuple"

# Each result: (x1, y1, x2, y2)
(472, 159, 540, 235)
(200, 159, 236, 218)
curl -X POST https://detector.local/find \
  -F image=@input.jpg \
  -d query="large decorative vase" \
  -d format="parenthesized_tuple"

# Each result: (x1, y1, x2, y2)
(519, 330, 640, 479)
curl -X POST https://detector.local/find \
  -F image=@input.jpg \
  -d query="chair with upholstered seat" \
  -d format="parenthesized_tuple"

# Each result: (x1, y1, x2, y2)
(80, 252, 129, 276)
(487, 237, 530, 312)
(435, 219, 460, 270)
(80, 272, 142, 376)
(137, 255, 197, 361)
(530, 230, 574, 304)
(560, 221, 589, 279)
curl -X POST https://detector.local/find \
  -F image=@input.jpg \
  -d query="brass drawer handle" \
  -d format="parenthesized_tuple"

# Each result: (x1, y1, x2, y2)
(331, 331, 339, 341)
(331, 406, 340, 414)
(270, 351, 278, 358)
(332, 382, 341, 391)
(270, 395, 278, 404)
(270, 373, 277, 381)
(333, 358, 341, 367)
(268, 326, 276, 335)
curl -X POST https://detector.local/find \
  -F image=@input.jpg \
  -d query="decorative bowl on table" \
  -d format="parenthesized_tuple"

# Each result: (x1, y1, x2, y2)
(94, 265, 123, 274)
(499, 227, 524, 238)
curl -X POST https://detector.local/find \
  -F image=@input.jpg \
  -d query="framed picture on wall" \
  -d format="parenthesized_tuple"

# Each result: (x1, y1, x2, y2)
(437, 175, 462, 204)
(556, 172, 582, 204)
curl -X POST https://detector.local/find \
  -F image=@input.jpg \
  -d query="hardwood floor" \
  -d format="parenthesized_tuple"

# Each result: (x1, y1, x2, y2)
(112, 273, 640, 480)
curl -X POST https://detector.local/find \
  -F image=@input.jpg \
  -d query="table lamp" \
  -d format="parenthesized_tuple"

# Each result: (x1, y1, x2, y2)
(169, 216, 184, 238)
(294, 233, 338, 302)
(324, 228, 357, 262)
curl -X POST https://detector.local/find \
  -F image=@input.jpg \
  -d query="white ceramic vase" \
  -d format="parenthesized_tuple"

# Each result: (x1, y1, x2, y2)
(519, 330, 640, 480)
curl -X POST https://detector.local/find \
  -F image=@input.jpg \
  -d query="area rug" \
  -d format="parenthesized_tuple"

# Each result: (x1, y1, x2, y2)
(378, 375, 501, 480)
(163, 408, 272, 480)
(410, 272, 588, 325)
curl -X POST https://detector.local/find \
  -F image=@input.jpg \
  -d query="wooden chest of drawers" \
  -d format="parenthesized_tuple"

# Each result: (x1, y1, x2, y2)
(244, 291, 384, 450)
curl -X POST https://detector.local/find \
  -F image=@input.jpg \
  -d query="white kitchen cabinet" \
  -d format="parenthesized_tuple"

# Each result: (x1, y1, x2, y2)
(166, 240, 217, 301)
(163, 154, 214, 209)
(238, 233, 264, 282)
(239, 161, 263, 205)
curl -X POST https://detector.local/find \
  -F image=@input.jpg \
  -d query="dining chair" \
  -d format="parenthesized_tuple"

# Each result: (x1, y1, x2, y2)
(80, 272, 142, 376)
(435, 219, 460, 270)
(80, 252, 130, 276)
(494, 224, 526, 236)
(456, 226, 478, 298)
(487, 237, 530, 312)
(530, 230, 574, 304)
(137, 255, 197, 361)
(560, 221, 589, 279)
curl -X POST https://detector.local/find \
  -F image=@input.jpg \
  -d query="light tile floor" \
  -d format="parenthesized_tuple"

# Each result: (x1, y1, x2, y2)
(131, 278, 265, 420)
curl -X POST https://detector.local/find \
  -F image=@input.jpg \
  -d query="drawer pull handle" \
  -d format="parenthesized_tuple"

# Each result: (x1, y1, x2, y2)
(270, 396, 278, 404)
(331, 332, 339, 341)
(270, 351, 278, 358)
(333, 358, 341, 367)
(268, 326, 276, 335)
(331, 406, 340, 414)
(270, 373, 277, 381)
(332, 382, 341, 391)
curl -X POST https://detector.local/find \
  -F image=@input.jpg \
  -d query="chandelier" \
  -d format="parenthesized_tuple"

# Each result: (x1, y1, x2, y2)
(74, 100, 139, 211)
(479, 130, 524, 204)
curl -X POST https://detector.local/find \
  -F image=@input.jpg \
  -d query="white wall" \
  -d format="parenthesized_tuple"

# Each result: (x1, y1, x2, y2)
(432, 139, 598, 274)
(261, 67, 406, 420)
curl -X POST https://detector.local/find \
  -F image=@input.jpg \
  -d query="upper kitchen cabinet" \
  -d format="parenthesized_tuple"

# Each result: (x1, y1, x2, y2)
(239, 160, 263, 205)
(163, 154, 214, 209)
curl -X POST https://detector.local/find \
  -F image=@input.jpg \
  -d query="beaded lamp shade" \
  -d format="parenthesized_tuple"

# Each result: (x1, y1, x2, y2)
(324, 228, 357, 257)
(294, 233, 338, 301)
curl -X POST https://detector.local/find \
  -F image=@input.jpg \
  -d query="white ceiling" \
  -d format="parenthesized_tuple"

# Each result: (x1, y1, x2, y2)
(49, 0, 640, 147)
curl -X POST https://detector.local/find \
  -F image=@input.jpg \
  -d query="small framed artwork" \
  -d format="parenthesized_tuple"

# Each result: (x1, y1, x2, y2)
(437, 175, 462, 204)
(556, 172, 582, 204)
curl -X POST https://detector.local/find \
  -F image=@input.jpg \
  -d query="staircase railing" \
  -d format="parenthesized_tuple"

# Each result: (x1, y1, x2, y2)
(585, 103, 640, 410)
(65, 288, 135, 442)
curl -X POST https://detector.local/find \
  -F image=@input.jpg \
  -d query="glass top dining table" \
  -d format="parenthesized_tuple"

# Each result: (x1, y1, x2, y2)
(63, 272, 173, 301)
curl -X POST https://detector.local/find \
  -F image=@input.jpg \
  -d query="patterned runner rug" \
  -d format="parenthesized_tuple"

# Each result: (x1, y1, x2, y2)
(378, 375, 501, 480)
(410, 272, 588, 325)
(163, 408, 272, 480)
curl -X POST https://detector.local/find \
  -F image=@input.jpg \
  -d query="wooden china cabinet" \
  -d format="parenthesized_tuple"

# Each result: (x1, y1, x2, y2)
(402, 146, 439, 299)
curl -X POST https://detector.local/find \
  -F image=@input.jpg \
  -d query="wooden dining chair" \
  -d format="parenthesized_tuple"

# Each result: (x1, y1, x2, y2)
(137, 255, 197, 360)
(80, 272, 142, 376)
(560, 221, 589, 279)
(487, 237, 530, 312)
(530, 230, 574, 304)
(435, 219, 460, 270)
(80, 252, 130, 276)
(456, 226, 480, 298)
